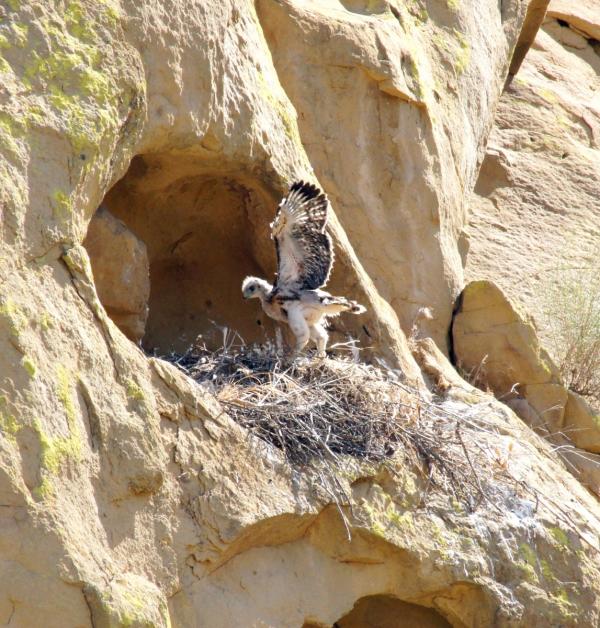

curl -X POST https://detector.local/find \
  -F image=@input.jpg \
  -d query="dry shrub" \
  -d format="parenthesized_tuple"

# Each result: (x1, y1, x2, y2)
(456, 355, 491, 392)
(540, 265, 600, 407)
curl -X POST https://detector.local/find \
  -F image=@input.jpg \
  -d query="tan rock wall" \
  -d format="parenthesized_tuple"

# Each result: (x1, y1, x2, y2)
(3, 1, 600, 627)
(84, 207, 150, 342)
(257, 0, 533, 349)
(466, 2, 600, 356)
(453, 280, 600, 495)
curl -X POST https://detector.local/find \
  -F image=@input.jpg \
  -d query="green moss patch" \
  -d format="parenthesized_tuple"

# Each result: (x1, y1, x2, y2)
(19, 3, 122, 154)
(0, 297, 27, 337)
(126, 379, 145, 402)
(0, 396, 20, 443)
(50, 189, 73, 224)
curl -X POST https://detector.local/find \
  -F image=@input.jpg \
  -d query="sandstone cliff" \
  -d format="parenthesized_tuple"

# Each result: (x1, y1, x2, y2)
(1, 1, 600, 627)
(466, 0, 600, 354)
(462, 0, 600, 500)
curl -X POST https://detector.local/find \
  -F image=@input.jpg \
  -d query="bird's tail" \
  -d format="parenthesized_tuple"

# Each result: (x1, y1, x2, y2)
(320, 295, 367, 315)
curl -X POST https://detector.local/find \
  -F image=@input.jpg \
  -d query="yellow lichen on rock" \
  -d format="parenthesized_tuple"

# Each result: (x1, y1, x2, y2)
(84, 574, 172, 628)
(29, 366, 83, 502)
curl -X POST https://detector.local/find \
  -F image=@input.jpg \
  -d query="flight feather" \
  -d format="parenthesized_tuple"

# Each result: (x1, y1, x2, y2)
(271, 181, 333, 293)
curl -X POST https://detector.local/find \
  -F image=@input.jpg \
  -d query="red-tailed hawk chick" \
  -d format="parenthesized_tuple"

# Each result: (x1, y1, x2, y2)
(242, 181, 366, 357)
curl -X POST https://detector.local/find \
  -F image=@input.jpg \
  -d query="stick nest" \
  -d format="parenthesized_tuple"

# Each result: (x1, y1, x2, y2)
(164, 339, 600, 552)
(166, 340, 503, 512)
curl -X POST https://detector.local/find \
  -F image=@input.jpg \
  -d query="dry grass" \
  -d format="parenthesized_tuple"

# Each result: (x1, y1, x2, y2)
(541, 265, 600, 408)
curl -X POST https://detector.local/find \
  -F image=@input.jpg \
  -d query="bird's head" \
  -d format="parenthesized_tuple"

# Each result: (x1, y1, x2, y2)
(242, 276, 271, 300)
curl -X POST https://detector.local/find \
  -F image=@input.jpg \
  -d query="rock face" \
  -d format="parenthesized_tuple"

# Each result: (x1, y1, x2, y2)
(84, 207, 150, 342)
(256, 0, 543, 349)
(157, 358, 600, 628)
(1, 0, 600, 627)
(466, 0, 600, 355)
(549, 0, 600, 39)
(452, 281, 562, 414)
(453, 280, 600, 495)
(463, 0, 600, 488)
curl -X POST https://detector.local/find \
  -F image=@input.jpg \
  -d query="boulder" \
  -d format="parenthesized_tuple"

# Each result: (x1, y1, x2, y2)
(452, 281, 560, 401)
(453, 280, 600, 494)
(463, 0, 600, 455)
(564, 391, 600, 453)
(84, 207, 150, 342)
(84, 575, 170, 628)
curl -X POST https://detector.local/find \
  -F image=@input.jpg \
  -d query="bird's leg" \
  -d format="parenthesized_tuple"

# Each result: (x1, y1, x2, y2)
(292, 329, 310, 358)
(310, 323, 328, 358)
(287, 304, 310, 359)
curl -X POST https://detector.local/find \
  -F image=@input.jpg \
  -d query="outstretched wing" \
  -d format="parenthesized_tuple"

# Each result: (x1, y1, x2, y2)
(271, 181, 333, 293)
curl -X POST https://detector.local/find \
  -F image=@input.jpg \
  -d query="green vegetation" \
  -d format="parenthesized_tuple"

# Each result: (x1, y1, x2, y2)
(388, 508, 415, 532)
(0, 395, 19, 442)
(50, 189, 73, 224)
(40, 312, 54, 330)
(35, 417, 82, 476)
(550, 589, 577, 622)
(453, 29, 471, 75)
(540, 265, 600, 405)
(32, 476, 54, 500)
(120, 591, 146, 627)
(549, 526, 570, 548)
(0, 297, 27, 337)
(406, 1, 428, 22)
(16, 1, 122, 155)
(518, 542, 539, 581)
(126, 379, 145, 401)
(432, 29, 471, 76)
(57, 365, 77, 425)
(0, 22, 28, 48)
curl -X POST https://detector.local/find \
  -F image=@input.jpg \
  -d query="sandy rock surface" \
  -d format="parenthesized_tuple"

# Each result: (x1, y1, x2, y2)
(548, 0, 600, 40)
(257, 0, 538, 349)
(466, 1, 600, 356)
(1, 0, 600, 626)
(84, 207, 150, 342)
(453, 280, 600, 496)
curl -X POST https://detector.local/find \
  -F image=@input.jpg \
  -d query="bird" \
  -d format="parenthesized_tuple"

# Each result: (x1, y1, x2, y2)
(242, 180, 366, 358)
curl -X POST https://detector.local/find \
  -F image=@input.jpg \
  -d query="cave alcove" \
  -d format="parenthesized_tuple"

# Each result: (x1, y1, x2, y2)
(331, 594, 452, 628)
(84, 154, 281, 354)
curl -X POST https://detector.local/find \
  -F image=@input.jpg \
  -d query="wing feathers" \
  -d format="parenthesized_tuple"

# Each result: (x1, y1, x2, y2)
(284, 181, 328, 231)
(271, 181, 333, 292)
